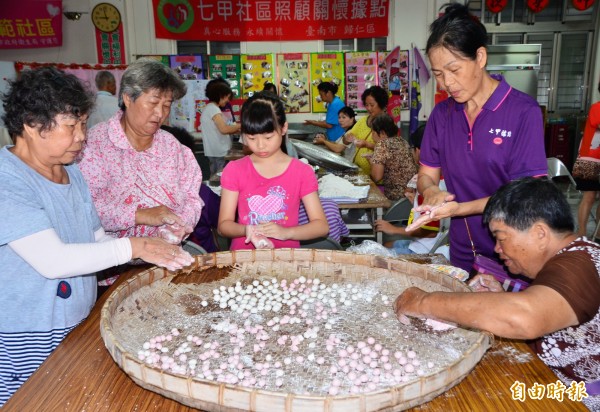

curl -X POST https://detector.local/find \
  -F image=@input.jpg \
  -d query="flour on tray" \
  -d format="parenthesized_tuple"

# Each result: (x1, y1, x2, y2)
(318, 174, 369, 200)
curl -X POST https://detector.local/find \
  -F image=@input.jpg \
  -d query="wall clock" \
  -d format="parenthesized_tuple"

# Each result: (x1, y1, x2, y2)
(92, 3, 121, 33)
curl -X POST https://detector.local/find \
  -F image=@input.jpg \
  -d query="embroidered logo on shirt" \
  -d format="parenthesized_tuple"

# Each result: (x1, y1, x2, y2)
(489, 128, 512, 138)
(247, 186, 287, 224)
(57, 280, 72, 299)
(493, 137, 503, 145)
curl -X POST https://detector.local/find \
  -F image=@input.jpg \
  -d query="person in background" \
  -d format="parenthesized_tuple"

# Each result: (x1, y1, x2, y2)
(313, 106, 357, 162)
(160, 124, 222, 253)
(304, 82, 345, 143)
(78, 58, 203, 275)
(262, 82, 278, 95)
(575, 80, 600, 238)
(375, 124, 448, 259)
(201, 80, 241, 176)
(405, 3, 547, 273)
(0, 67, 192, 407)
(368, 113, 417, 201)
(345, 85, 389, 175)
(87, 70, 119, 130)
(394, 177, 599, 411)
(218, 92, 328, 249)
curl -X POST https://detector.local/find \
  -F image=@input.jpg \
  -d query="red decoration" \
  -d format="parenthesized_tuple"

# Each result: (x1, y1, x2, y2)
(527, 0, 550, 13)
(15, 61, 128, 74)
(571, 0, 595, 10)
(486, 0, 508, 13)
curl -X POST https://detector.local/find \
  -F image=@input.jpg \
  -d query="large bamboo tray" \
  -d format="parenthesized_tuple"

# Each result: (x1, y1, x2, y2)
(100, 249, 491, 411)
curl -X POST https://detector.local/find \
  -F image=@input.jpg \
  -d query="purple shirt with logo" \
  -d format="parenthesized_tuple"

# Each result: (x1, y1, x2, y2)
(420, 75, 547, 271)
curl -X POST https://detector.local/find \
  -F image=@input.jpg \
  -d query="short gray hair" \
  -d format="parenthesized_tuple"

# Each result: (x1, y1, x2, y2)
(95, 70, 115, 89)
(118, 58, 186, 110)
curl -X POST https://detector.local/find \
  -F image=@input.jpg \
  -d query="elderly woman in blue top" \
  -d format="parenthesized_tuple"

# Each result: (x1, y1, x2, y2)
(406, 3, 547, 272)
(0, 67, 193, 406)
(305, 81, 345, 142)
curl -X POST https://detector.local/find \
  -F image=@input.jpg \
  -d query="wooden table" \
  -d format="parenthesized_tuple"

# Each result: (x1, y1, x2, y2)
(3, 266, 587, 412)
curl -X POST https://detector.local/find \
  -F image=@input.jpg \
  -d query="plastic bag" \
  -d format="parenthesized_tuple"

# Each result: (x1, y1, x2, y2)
(346, 240, 398, 257)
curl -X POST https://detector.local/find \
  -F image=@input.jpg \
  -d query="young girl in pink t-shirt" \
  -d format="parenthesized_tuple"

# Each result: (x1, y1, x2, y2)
(218, 92, 329, 250)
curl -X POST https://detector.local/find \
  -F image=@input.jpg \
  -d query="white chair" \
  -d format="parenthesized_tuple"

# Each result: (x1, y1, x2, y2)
(547, 157, 579, 198)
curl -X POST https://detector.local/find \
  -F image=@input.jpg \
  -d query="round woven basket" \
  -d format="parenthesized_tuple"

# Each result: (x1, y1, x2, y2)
(100, 249, 491, 411)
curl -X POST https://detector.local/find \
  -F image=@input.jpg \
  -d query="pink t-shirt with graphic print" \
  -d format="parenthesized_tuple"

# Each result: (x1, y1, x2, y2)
(221, 156, 318, 250)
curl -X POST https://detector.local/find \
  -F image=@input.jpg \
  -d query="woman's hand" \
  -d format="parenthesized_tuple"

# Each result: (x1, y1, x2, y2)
(374, 219, 405, 235)
(343, 133, 355, 144)
(393, 287, 427, 320)
(245, 225, 274, 249)
(253, 222, 289, 241)
(468, 274, 505, 292)
(130, 237, 194, 271)
(313, 134, 326, 145)
(157, 222, 193, 245)
(136, 205, 186, 228)
(405, 199, 458, 231)
(355, 139, 368, 149)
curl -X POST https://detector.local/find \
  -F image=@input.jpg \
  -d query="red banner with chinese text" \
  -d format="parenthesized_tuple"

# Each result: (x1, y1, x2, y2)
(95, 25, 126, 65)
(153, 0, 389, 41)
(0, 0, 62, 49)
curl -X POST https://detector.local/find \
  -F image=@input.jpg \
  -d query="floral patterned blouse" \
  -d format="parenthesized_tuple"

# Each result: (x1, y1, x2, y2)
(78, 111, 203, 238)
(370, 137, 418, 201)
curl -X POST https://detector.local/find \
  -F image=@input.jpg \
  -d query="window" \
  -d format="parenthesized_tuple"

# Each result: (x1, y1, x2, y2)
(525, 34, 554, 108)
(324, 37, 387, 52)
(177, 41, 240, 55)
(482, 0, 596, 113)
(555, 33, 588, 111)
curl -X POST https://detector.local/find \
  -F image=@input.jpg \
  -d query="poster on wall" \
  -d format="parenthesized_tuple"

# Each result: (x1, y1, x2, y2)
(377, 51, 390, 92)
(309, 52, 345, 113)
(344, 52, 378, 112)
(240, 54, 275, 98)
(1, 0, 62, 49)
(276, 53, 311, 113)
(208, 54, 241, 98)
(378, 48, 410, 124)
(137, 55, 170, 66)
(169, 55, 204, 80)
(170, 79, 208, 131)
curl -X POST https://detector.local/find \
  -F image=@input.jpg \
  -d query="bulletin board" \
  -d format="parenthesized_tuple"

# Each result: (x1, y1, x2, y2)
(276, 53, 311, 113)
(169, 79, 209, 131)
(309, 52, 345, 113)
(169, 55, 204, 80)
(344, 52, 378, 112)
(240, 54, 275, 98)
(208, 54, 241, 98)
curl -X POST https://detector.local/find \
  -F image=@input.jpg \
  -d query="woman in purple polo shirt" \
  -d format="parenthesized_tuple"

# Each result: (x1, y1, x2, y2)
(406, 3, 547, 273)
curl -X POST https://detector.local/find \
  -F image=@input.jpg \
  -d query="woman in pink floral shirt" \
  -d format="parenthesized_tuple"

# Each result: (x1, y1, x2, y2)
(79, 59, 203, 244)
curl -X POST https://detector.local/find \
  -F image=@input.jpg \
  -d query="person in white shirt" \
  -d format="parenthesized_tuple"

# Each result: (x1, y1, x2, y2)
(87, 71, 119, 129)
